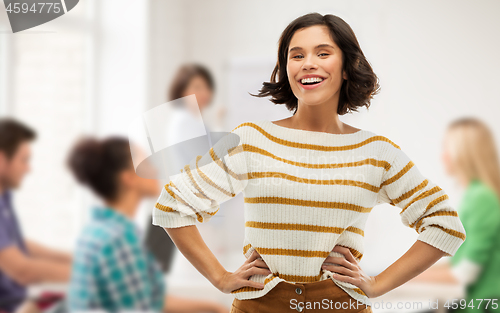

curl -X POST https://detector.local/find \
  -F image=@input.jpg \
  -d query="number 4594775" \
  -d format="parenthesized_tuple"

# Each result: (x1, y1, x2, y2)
(6, 2, 62, 14)
(444, 298, 498, 311)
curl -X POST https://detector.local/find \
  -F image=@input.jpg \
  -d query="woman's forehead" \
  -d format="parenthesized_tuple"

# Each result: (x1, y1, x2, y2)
(289, 26, 338, 50)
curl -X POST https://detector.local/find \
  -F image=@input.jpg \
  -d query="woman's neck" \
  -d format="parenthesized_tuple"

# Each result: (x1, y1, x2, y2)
(290, 100, 346, 133)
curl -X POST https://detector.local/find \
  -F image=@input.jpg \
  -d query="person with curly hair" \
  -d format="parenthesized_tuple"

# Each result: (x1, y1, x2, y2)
(66, 137, 229, 313)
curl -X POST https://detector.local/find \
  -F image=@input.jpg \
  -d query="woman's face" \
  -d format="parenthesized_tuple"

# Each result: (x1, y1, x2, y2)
(287, 25, 347, 108)
(182, 75, 213, 112)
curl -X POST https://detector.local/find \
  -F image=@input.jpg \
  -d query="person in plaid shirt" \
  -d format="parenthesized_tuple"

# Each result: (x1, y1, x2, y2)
(68, 205, 165, 311)
(66, 136, 229, 313)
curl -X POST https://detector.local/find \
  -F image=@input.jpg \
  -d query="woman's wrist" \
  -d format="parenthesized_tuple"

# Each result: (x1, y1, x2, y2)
(211, 268, 230, 291)
(369, 275, 384, 298)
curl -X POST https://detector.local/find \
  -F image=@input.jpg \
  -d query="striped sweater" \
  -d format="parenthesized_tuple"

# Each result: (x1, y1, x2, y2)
(152, 119, 466, 306)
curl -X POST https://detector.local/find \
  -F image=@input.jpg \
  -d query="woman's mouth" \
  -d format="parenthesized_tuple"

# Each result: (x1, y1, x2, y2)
(298, 77, 326, 90)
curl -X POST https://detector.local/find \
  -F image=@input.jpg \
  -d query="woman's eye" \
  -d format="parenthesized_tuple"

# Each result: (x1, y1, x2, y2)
(292, 53, 328, 59)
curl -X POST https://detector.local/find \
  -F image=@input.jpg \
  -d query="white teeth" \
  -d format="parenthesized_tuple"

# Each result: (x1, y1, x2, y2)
(301, 77, 324, 84)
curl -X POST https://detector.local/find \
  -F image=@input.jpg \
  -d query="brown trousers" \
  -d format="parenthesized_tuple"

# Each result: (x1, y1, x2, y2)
(230, 279, 373, 313)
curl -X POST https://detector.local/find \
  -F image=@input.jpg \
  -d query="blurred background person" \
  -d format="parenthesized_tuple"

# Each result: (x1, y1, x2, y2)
(0, 118, 72, 312)
(410, 117, 500, 313)
(149, 63, 233, 296)
(0, 118, 72, 313)
(166, 63, 219, 163)
(66, 136, 228, 312)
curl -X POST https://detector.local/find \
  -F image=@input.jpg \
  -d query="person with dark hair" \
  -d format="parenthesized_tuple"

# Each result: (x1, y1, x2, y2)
(152, 13, 466, 313)
(166, 63, 219, 169)
(0, 118, 72, 313)
(160, 62, 229, 291)
(66, 136, 228, 313)
(168, 63, 215, 107)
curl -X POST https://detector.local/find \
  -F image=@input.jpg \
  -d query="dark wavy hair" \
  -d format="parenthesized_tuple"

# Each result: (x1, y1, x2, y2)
(67, 136, 132, 201)
(250, 12, 380, 115)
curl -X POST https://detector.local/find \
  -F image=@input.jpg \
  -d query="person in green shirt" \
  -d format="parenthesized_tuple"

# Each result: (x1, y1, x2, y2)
(449, 178, 500, 312)
(411, 117, 500, 313)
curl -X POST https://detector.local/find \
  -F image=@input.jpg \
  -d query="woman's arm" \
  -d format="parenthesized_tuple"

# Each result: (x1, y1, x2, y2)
(375, 142, 466, 293)
(164, 225, 272, 293)
(153, 125, 273, 292)
(164, 225, 227, 290)
(409, 258, 460, 284)
(372, 240, 446, 297)
(324, 140, 467, 298)
(323, 241, 448, 298)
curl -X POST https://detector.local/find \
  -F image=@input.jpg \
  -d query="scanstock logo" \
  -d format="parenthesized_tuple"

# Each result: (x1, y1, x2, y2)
(3, 0, 79, 33)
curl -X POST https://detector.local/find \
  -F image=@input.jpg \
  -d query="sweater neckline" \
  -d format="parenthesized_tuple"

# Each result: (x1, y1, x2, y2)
(264, 120, 365, 137)
(255, 120, 369, 146)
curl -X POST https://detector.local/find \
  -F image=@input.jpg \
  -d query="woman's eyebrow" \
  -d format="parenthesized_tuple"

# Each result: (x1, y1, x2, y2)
(288, 44, 335, 53)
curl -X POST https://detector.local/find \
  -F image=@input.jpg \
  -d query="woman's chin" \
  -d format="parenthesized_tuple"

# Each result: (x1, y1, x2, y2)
(299, 95, 329, 106)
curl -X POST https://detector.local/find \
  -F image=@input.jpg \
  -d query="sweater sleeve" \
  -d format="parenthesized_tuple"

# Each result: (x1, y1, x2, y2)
(376, 142, 467, 257)
(152, 125, 249, 228)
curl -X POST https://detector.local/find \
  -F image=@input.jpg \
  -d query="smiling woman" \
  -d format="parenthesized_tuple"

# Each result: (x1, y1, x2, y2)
(250, 13, 380, 116)
(152, 12, 466, 313)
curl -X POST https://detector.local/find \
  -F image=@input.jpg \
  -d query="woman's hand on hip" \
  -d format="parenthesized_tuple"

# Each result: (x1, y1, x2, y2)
(215, 250, 272, 294)
(321, 245, 380, 298)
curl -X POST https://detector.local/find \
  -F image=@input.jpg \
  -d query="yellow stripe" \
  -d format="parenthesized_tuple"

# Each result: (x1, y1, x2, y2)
(257, 247, 330, 258)
(245, 221, 364, 237)
(244, 196, 373, 213)
(184, 159, 210, 200)
(243, 243, 252, 255)
(195, 150, 235, 198)
(346, 226, 365, 237)
(414, 210, 459, 232)
(336, 244, 363, 260)
(232, 122, 401, 151)
(392, 179, 429, 205)
(243, 243, 363, 260)
(163, 181, 204, 223)
(353, 288, 367, 296)
(155, 202, 174, 212)
(215, 145, 248, 181)
(381, 160, 414, 187)
(241, 144, 391, 171)
(231, 276, 279, 294)
(400, 186, 442, 215)
(247, 172, 381, 192)
(420, 224, 467, 241)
